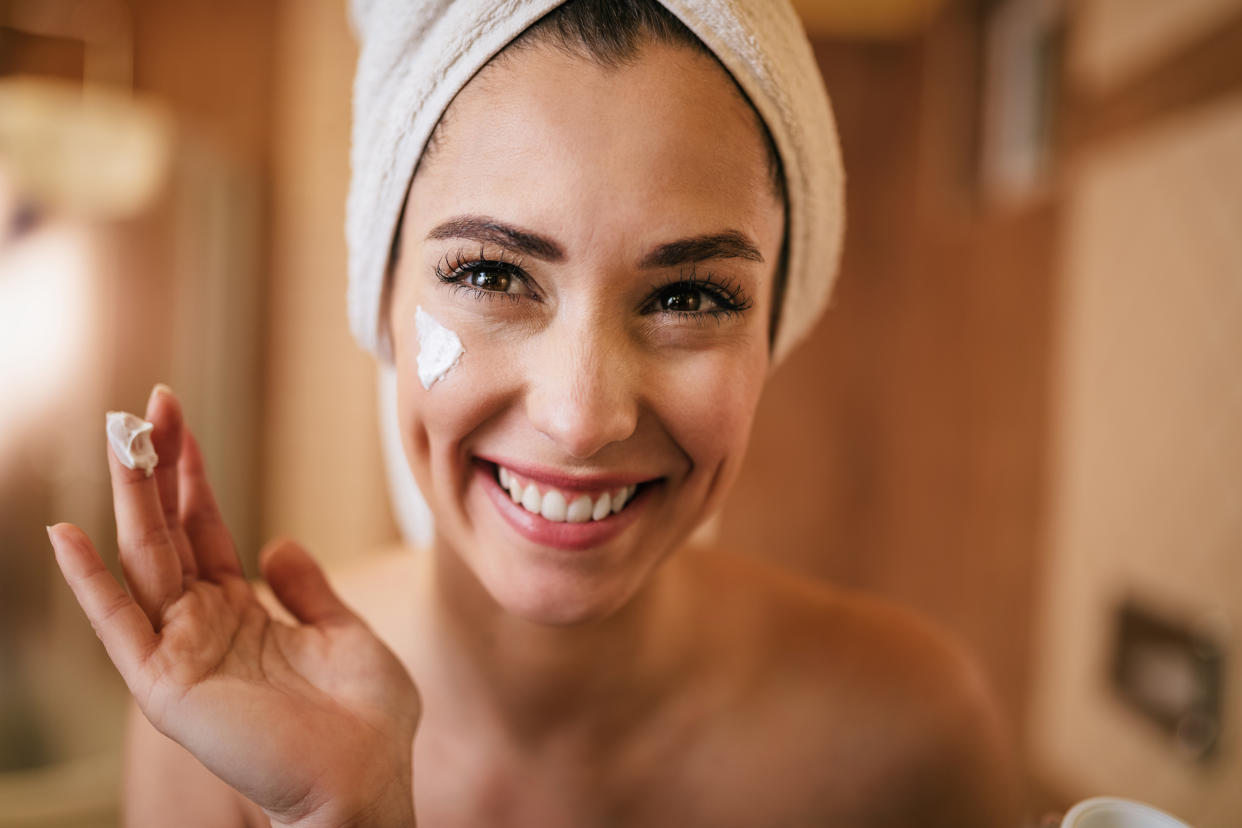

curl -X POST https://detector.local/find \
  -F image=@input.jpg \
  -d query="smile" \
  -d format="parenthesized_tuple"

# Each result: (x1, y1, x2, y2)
(496, 464, 638, 523)
(475, 458, 658, 551)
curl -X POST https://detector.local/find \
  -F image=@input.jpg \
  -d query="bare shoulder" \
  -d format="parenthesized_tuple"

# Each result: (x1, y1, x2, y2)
(686, 547, 1023, 826)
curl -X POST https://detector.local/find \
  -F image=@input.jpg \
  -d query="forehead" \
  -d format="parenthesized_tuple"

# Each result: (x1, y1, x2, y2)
(408, 41, 779, 242)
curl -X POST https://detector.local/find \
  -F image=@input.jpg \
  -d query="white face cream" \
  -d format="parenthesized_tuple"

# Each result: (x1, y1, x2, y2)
(105, 410, 158, 476)
(415, 305, 464, 389)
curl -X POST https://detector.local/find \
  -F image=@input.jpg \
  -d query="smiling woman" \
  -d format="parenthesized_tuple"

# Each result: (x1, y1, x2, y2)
(385, 35, 784, 630)
(45, 1, 1021, 826)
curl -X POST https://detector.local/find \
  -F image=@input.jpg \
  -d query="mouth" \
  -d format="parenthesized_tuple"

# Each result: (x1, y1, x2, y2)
(493, 463, 644, 523)
(474, 458, 660, 551)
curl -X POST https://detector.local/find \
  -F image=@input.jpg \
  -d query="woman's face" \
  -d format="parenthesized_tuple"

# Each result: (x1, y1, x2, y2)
(388, 40, 784, 625)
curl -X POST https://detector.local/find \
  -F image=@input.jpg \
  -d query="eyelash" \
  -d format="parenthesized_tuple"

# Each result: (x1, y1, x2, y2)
(433, 247, 754, 321)
(647, 266, 753, 323)
(434, 246, 534, 304)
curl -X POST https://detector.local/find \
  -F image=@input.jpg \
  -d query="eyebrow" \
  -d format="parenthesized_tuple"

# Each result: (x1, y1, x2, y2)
(638, 229, 764, 268)
(426, 215, 565, 261)
(426, 214, 764, 268)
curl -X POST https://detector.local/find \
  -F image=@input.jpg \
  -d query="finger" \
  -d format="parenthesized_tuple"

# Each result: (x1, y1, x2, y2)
(144, 384, 197, 581)
(260, 539, 356, 627)
(48, 523, 157, 685)
(178, 428, 243, 579)
(108, 411, 184, 628)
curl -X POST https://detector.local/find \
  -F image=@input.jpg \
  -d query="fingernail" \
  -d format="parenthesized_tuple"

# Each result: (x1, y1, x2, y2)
(151, 382, 174, 401)
(45, 524, 56, 544)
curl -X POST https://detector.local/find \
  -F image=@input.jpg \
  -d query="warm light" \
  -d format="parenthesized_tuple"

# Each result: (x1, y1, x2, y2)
(0, 210, 95, 461)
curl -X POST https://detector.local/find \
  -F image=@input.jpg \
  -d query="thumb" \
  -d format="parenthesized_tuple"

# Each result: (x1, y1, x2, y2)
(259, 538, 356, 626)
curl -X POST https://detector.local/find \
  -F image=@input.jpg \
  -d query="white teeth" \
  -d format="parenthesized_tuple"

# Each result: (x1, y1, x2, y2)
(540, 490, 567, 522)
(496, 465, 642, 522)
(521, 484, 542, 514)
(567, 495, 593, 523)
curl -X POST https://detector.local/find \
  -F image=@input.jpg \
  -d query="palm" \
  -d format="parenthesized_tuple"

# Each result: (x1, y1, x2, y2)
(48, 388, 419, 827)
(148, 576, 417, 818)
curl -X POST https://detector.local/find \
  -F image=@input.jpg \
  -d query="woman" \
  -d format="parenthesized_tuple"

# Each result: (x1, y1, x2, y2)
(48, 1, 1021, 825)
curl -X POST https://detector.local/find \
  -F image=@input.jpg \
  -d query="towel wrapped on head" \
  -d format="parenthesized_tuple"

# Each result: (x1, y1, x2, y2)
(346, 0, 845, 367)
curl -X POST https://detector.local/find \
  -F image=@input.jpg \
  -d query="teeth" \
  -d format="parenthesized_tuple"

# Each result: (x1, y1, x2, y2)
(540, 490, 567, 522)
(567, 495, 593, 523)
(521, 483, 542, 514)
(496, 465, 641, 523)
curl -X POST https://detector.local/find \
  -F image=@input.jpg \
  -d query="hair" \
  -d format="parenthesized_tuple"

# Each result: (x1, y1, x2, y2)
(395, 0, 791, 343)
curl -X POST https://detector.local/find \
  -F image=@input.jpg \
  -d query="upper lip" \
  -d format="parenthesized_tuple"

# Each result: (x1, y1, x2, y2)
(476, 456, 658, 493)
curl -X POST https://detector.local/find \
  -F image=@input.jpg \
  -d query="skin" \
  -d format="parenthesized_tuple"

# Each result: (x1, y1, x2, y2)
(49, 40, 1023, 828)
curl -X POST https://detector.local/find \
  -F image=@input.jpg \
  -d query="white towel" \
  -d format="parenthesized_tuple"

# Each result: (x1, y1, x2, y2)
(346, 0, 845, 367)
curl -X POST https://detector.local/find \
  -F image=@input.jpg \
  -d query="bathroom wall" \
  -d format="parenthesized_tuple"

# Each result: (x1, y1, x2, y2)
(1031, 90, 1242, 826)
(1027, 2, 1242, 823)
(260, 0, 398, 565)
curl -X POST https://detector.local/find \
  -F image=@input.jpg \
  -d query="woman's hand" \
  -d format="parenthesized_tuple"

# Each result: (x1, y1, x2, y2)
(47, 385, 420, 828)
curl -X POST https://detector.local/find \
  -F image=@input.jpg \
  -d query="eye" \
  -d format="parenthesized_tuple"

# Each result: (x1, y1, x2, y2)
(656, 285, 713, 313)
(645, 272, 752, 320)
(464, 267, 522, 294)
(435, 251, 537, 301)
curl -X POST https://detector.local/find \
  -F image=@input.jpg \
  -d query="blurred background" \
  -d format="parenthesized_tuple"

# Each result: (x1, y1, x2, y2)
(1, 0, 1239, 825)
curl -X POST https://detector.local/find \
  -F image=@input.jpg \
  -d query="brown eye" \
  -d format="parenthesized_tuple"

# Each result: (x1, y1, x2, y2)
(660, 289, 702, 312)
(467, 269, 511, 292)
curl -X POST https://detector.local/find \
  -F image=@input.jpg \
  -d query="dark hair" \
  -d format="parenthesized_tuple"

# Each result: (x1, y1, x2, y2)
(399, 0, 791, 342)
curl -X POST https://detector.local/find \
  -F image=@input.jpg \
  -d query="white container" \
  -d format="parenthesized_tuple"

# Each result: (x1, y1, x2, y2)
(1062, 797, 1192, 828)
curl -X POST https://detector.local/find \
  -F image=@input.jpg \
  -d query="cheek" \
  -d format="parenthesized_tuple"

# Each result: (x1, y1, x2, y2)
(391, 299, 520, 480)
(650, 343, 767, 476)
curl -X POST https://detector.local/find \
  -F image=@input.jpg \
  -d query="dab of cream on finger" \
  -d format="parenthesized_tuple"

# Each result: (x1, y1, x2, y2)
(105, 411, 158, 476)
(415, 305, 464, 389)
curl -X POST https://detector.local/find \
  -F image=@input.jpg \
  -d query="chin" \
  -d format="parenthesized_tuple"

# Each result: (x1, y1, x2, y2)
(448, 461, 678, 626)
(478, 557, 649, 627)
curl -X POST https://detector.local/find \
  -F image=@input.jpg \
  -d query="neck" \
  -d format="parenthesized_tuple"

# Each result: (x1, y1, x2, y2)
(415, 538, 700, 753)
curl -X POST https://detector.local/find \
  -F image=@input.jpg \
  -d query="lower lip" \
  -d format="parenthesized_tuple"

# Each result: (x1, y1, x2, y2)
(477, 462, 650, 551)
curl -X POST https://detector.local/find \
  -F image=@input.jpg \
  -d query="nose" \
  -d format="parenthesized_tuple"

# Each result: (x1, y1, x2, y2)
(525, 320, 639, 459)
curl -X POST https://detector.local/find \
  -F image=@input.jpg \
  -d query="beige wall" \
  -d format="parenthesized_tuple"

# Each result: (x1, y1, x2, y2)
(1030, 94, 1242, 825)
(1070, 0, 1242, 95)
(263, 0, 398, 565)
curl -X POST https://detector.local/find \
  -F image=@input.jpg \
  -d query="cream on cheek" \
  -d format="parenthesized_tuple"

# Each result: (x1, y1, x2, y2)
(414, 305, 465, 389)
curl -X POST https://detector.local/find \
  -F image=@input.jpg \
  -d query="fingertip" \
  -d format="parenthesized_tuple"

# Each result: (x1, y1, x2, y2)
(46, 523, 102, 577)
(258, 536, 300, 576)
(145, 383, 183, 440)
(47, 521, 84, 548)
(260, 538, 351, 626)
(147, 382, 179, 413)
